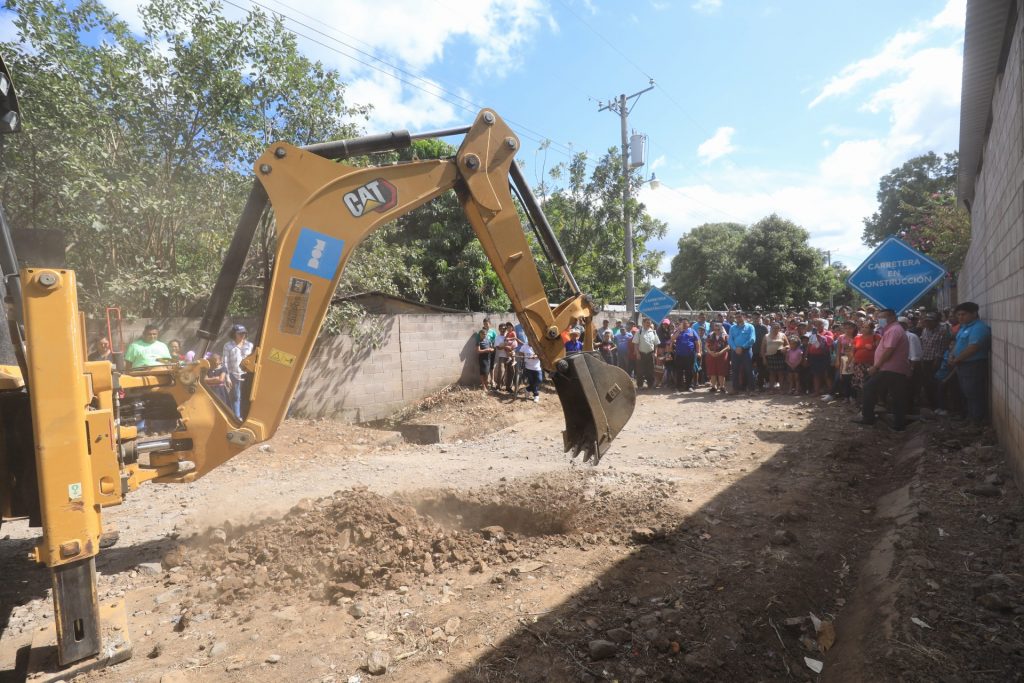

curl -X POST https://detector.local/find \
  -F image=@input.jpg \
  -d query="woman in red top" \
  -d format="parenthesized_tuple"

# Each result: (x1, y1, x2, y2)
(851, 321, 880, 392)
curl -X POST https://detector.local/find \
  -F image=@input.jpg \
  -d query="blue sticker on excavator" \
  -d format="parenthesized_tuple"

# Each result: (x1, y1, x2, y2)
(290, 228, 344, 280)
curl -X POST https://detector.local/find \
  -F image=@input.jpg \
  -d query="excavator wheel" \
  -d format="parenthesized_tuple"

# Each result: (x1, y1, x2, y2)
(552, 352, 636, 465)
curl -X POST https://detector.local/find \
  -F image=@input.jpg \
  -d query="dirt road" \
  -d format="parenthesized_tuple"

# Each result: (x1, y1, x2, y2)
(1, 385, 1021, 682)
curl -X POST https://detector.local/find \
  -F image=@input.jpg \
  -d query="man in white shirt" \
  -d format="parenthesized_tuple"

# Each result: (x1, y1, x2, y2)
(631, 318, 660, 390)
(223, 324, 253, 420)
(519, 341, 543, 402)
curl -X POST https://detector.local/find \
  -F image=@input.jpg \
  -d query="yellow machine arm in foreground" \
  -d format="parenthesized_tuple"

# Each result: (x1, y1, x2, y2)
(0, 63, 635, 672)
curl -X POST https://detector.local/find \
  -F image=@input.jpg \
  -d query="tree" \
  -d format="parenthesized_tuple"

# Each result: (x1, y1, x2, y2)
(900, 190, 970, 275)
(862, 152, 958, 247)
(733, 214, 829, 307)
(822, 261, 857, 308)
(0, 0, 368, 317)
(664, 222, 746, 307)
(382, 139, 509, 312)
(540, 150, 666, 307)
(665, 215, 842, 309)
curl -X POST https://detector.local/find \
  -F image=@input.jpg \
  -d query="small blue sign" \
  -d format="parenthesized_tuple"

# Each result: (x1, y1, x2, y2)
(289, 227, 345, 281)
(638, 287, 677, 323)
(847, 237, 947, 313)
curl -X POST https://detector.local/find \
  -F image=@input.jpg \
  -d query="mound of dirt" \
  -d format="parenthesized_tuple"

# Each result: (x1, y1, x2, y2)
(401, 469, 680, 542)
(173, 472, 678, 608)
(380, 384, 560, 441)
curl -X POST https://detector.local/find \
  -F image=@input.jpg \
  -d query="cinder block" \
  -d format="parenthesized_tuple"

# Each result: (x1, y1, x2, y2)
(397, 423, 445, 444)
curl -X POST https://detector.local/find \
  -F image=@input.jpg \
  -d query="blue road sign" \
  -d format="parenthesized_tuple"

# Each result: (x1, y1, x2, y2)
(638, 287, 677, 323)
(847, 237, 947, 313)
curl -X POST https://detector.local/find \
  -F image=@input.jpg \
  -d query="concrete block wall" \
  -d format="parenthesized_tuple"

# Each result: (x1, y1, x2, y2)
(104, 312, 498, 424)
(959, 13, 1024, 484)
(289, 313, 489, 422)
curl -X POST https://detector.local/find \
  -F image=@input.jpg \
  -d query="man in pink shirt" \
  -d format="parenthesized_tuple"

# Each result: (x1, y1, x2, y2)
(853, 307, 911, 431)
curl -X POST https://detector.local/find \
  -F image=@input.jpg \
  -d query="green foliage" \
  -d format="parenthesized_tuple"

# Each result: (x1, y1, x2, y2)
(664, 222, 746, 308)
(540, 150, 667, 307)
(666, 214, 846, 309)
(734, 215, 830, 306)
(862, 151, 958, 247)
(0, 0, 367, 317)
(900, 190, 970, 275)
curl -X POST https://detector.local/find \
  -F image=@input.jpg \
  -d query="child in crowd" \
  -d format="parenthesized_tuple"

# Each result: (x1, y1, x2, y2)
(500, 325, 519, 392)
(599, 329, 617, 365)
(834, 321, 858, 403)
(476, 327, 494, 389)
(785, 336, 804, 395)
(203, 352, 231, 406)
(564, 328, 583, 354)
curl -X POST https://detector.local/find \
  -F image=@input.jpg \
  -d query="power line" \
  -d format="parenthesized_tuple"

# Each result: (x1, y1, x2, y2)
(553, 0, 653, 82)
(239, 0, 581, 160)
(231, 0, 747, 226)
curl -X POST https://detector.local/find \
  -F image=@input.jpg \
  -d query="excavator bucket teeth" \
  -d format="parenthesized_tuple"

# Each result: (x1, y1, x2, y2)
(552, 352, 636, 465)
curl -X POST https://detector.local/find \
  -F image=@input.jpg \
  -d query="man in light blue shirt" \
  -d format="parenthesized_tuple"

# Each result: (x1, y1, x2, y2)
(949, 301, 991, 424)
(692, 312, 710, 336)
(614, 325, 633, 372)
(727, 312, 756, 394)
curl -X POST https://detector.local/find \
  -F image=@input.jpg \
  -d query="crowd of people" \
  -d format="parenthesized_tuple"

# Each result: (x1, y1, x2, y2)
(88, 323, 254, 421)
(477, 301, 992, 431)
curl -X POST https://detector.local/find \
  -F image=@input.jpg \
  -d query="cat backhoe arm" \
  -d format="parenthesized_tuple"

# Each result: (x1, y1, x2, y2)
(171, 108, 636, 479)
(0, 107, 635, 672)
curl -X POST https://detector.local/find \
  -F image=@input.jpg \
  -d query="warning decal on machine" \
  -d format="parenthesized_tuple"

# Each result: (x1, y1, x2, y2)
(268, 348, 296, 367)
(280, 277, 311, 335)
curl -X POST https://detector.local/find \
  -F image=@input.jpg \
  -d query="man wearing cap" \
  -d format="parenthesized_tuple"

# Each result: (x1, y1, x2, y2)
(948, 301, 991, 425)
(854, 308, 911, 430)
(223, 324, 254, 420)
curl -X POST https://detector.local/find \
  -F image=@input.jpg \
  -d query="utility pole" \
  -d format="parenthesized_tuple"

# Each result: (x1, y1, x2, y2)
(599, 80, 654, 318)
(827, 250, 834, 310)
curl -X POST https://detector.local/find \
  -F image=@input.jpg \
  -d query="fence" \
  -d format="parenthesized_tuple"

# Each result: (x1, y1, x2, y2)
(99, 313, 493, 423)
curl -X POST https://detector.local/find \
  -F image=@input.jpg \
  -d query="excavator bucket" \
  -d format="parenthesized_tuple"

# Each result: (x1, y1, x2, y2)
(552, 352, 636, 465)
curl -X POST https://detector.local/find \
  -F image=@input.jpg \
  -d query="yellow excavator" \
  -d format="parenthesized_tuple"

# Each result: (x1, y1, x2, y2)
(0, 56, 635, 674)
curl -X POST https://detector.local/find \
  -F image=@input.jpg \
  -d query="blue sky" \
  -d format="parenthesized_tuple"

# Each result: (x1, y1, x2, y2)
(3, 0, 966, 274)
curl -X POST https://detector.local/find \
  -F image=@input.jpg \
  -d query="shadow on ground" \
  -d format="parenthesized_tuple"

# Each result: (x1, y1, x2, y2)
(450, 390, 902, 682)
(0, 533, 173, 682)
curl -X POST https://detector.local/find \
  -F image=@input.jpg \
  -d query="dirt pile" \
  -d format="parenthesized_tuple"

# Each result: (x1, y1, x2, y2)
(174, 488, 524, 605)
(404, 469, 680, 543)
(173, 471, 678, 608)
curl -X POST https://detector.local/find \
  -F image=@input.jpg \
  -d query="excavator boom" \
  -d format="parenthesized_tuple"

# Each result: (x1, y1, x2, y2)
(0, 103, 636, 672)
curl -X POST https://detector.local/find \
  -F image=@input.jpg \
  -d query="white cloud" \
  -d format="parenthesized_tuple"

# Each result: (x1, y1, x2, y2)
(691, 0, 721, 14)
(809, 30, 924, 108)
(652, 1, 671, 11)
(818, 139, 888, 188)
(346, 72, 463, 131)
(650, 154, 667, 171)
(640, 174, 877, 275)
(697, 126, 736, 163)
(103, 0, 554, 77)
(92, 0, 552, 131)
(930, 0, 966, 30)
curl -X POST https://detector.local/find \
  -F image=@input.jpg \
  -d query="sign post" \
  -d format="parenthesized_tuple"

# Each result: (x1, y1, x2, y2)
(637, 287, 677, 324)
(847, 237, 947, 312)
